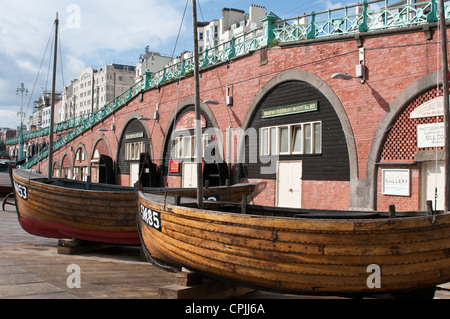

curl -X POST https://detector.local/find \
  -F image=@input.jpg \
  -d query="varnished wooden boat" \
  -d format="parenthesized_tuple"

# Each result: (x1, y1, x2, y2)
(137, 191, 450, 297)
(6, 13, 270, 247)
(11, 168, 265, 245)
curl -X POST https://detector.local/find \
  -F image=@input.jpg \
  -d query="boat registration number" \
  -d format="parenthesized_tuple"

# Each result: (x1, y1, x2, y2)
(13, 181, 27, 200)
(140, 204, 161, 231)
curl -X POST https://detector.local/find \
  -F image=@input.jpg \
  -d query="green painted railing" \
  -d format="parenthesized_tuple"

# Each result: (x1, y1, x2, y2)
(12, 0, 450, 168)
(273, 0, 446, 42)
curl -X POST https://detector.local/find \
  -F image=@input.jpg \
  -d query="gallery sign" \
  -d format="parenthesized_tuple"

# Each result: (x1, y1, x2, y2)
(382, 169, 410, 196)
(417, 122, 444, 148)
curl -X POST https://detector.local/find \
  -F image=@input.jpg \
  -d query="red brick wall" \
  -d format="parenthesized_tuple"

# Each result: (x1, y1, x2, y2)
(27, 28, 443, 211)
(302, 180, 351, 210)
(377, 166, 421, 212)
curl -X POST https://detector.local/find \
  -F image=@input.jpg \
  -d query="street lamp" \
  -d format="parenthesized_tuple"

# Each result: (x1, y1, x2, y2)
(16, 83, 28, 161)
(331, 73, 355, 80)
(203, 99, 220, 105)
(331, 64, 366, 83)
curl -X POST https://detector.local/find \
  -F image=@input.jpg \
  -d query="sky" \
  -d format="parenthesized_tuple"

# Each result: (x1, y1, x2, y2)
(0, 0, 356, 129)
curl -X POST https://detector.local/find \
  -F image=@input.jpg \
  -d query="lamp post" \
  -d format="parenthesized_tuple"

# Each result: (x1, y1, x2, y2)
(16, 83, 28, 161)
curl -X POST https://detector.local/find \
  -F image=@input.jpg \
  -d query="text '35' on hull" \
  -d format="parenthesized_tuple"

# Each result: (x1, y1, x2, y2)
(137, 191, 450, 297)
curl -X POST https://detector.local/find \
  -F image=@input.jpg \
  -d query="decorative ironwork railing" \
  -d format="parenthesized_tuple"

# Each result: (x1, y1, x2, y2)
(13, 0, 450, 168)
(273, 0, 446, 42)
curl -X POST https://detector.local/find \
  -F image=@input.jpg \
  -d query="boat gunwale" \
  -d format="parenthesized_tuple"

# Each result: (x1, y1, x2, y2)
(138, 191, 450, 229)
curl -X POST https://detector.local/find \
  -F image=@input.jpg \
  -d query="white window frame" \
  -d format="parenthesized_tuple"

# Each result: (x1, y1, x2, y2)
(125, 141, 145, 161)
(260, 121, 322, 156)
(174, 134, 209, 159)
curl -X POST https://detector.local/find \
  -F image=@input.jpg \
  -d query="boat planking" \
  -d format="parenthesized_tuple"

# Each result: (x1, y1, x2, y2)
(11, 168, 266, 245)
(137, 191, 450, 297)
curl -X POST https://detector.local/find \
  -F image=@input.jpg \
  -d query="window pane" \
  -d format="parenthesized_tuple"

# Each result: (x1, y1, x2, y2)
(314, 123, 321, 154)
(262, 128, 268, 155)
(270, 127, 277, 155)
(304, 124, 312, 154)
(183, 137, 191, 158)
(280, 127, 289, 153)
(292, 126, 302, 153)
(192, 136, 196, 158)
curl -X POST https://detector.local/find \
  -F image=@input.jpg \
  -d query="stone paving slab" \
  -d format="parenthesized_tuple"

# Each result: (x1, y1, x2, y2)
(0, 207, 177, 299)
(2, 196, 450, 300)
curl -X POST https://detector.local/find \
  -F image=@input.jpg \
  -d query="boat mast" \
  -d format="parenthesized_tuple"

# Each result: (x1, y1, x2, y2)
(439, 0, 450, 211)
(192, 0, 203, 208)
(47, 13, 59, 182)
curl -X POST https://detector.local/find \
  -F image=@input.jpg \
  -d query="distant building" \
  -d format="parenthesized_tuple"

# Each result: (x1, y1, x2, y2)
(135, 46, 172, 83)
(60, 63, 136, 122)
(198, 5, 267, 53)
(31, 91, 62, 129)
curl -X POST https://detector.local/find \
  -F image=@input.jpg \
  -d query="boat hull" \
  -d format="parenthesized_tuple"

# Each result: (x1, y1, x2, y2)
(137, 191, 450, 296)
(12, 169, 266, 245)
(12, 169, 140, 245)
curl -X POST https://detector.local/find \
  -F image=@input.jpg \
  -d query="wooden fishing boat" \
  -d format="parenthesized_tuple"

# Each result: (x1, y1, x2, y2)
(137, 191, 450, 297)
(136, 0, 450, 298)
(8, 13, 266, 246)
(11, 168, 265, 245)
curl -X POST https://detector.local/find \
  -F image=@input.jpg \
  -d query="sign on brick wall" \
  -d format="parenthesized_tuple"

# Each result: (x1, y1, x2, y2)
(417, 122, 444, 148)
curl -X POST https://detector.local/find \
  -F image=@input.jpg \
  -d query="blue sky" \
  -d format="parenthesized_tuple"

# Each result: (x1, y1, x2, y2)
(0, 0, 356, 129)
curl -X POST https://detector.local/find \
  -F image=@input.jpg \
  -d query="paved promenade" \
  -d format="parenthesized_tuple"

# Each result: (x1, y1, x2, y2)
(0, 208, 177, 298)
(1, 195, 450, 300)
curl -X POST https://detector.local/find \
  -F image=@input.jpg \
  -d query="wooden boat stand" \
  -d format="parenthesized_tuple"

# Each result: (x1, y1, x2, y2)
(57, 238, 115, 255)
(158, 268, 254, 299)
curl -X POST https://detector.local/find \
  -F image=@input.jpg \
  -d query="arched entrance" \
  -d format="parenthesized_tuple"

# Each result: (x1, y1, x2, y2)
(240, 70, 354, 209)
(368, 71, 442, 211)
(161, 98, 224, 188)
(117, 117, 154, 187)
(378, 85, 444, 211)
(91, 137, 114, 184)
(60, 153, 72, 179)
(73, 144, 88, 181)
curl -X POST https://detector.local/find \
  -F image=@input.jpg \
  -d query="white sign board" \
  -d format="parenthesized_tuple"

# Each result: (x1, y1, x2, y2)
(382, 169, 410, 196)
(410, 96, 444, 119)
(417, 122, 444, 148)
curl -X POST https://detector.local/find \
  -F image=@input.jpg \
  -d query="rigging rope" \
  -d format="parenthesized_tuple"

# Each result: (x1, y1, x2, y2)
(163, 0, 191, 210)
(24, 23, 55, 120)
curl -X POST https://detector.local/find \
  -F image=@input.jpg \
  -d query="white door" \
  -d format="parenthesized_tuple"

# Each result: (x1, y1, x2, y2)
(276, 161, 302, 208)
(422, 161, 445, 210)
(182, 162, 198, 188)
(130, 163, 139, 187)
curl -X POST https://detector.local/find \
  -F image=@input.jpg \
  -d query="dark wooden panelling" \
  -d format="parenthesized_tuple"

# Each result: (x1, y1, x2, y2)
(162, 105, 215, 176)
(244, 81, 350, 181)
(117, 119, 151, 175)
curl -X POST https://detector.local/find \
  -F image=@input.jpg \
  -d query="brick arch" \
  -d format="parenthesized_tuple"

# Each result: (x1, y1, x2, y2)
(367, 71, 441, 210)
(160, 96, 221, 167)
(116, 112, 155, 164)
(60, 151, 72, 179)
(91, 135, 113, 163)
(72, 142, 88, 166)
(240, 69, 359, 208)
(380, 86, 443, 161)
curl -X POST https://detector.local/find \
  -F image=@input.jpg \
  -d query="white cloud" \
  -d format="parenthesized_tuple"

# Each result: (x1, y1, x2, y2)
(0, 0, 186, 128)
(0, 109, 21, 129)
